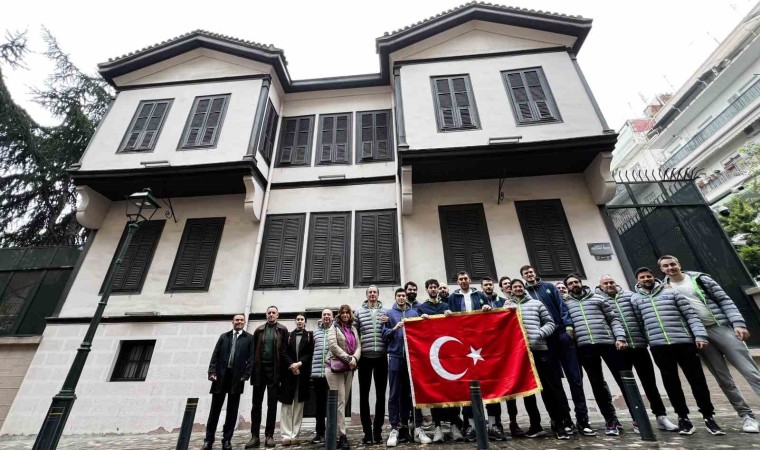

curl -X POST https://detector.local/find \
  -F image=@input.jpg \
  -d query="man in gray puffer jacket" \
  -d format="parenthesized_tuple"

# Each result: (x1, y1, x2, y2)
(563, 274, 628, 437)
(354, 285, 388, 444)
(659, 255, 760, 433)
(631, 267, 724, 436)
(309, 309, 334, 444)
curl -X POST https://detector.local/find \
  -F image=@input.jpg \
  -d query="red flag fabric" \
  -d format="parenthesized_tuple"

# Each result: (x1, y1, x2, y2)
(404, 309, 540, 408)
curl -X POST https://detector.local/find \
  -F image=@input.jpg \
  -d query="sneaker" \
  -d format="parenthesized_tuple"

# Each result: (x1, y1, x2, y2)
(488, 424, 507, 441)
(310, 434, 325, 444)
(678, 417, 695, 435)
(414, 427, 432, 444)
(742, 415, 760, 433)
(577, 419, 596, 436)
(509, 422, 525, 438)
(704, 417, 725, 436)
(556, 428, 570, 440)
(387, 429, 399, 447)
(525, 425, 547, 438)
(632, 421, 639, 434)
(604, 420, 620, 436)
(614, 418, 624, 433)
(464, 426, 476, 442)
(656, 415, 678, 431)
(432, 426, 445, 443)
(397, 427, 410, 444)
(564, 419, 578, 435)
(450, 424, 464, 442)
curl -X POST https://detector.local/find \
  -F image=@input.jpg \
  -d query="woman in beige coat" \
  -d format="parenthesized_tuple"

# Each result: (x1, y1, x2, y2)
(327, 304, 361, 450)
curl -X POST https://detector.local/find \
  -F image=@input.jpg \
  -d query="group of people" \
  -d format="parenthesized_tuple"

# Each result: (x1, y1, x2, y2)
(201, 255, 760, 450)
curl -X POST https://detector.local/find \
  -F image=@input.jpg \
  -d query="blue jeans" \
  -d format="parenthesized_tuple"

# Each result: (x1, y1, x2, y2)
(547, 332, 587, 421)
(388, 357, 420, 429)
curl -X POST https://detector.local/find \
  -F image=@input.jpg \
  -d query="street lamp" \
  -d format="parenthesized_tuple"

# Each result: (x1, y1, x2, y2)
(33, 189, 161, 450)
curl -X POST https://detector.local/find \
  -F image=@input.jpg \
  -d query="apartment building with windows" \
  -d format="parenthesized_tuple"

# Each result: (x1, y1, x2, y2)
(1, 2, 626, 435)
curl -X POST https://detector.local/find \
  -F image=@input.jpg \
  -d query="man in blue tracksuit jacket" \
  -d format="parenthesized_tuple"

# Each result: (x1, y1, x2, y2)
(520, 264, 589, 434)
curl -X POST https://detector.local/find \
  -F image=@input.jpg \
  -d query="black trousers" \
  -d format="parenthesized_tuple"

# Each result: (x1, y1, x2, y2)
(462, 401, 501, 426)
(313, 377, 329, 437)
(206, 369, 241, 442)
(619, 347, 667, 416)
(251, 363, 278, 438)
(576, 344, 629, 421)
(358, 356, 388, 436)
(650, 343, 715, 418)
(506, 395, 541, 427)
(533, 350, 572, 426)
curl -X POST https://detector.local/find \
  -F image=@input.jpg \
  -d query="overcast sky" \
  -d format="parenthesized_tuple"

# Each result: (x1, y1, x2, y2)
(2, 0, 756, 129)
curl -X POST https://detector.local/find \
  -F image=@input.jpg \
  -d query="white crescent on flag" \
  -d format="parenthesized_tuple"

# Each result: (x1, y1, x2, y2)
(428, 336, 468, 381)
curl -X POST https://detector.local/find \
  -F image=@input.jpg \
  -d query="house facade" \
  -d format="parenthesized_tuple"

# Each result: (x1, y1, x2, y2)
(1, 3, 626, 435)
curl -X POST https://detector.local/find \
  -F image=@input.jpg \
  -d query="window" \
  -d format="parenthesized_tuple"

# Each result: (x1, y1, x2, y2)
(277, 116, 314, 166)
(438, 204, 497, 283)
(305, 212, 350, 287)
(180, 94, 230, 149)
(101, 220, 165, 294)
(356, 110, 393, 162)
(431, 75, 479, 131)
(119, 100, 172, 152)
(317, 114, 351, 165)
(354, 210, 399, 286)
(166, 218, 225, 292)
(111, 340, 155, 382)
(258, 100, 280, 164)
(502, 68, 561, 125)
(256, 214, 306, 289)
(514, 200, 584, 278)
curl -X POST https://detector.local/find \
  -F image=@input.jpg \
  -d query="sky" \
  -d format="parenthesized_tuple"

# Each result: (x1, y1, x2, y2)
(1, 0, 757, 130)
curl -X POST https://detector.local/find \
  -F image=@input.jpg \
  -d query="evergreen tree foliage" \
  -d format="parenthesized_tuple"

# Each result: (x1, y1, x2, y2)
(0, 29, 113, 247)
(718, 197, 760, 276)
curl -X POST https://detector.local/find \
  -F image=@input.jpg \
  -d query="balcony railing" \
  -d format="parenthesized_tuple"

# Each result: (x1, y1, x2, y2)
(662, 79, 760, 169)
(698, 159, 752, 195)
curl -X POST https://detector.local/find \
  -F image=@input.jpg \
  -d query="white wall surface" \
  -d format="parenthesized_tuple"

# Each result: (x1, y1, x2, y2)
(79, 79, 262, 172)
(400, 51, 604, 150)
(61, 194, 257, 317)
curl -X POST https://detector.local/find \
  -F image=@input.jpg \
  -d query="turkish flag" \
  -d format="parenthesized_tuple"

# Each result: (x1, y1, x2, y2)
(404, 309, 540, 408)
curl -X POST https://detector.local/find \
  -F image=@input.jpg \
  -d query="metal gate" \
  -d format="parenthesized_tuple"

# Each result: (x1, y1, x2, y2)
(603, 171, 760, 347)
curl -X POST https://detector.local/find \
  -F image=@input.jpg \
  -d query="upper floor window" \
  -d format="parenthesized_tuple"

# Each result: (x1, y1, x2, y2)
(431, 75, 479, 132)
(277, 116, 314, 166)
(259, 100, 280, 164)
(255, 214, 306, 289)
(101, 220, 165, 294)
(166, 218, 225, 292)
(317, 114, 351, 165)
(180, 94, 230, 149)
(119, 100, 172, 152)
(502, 68, 561, 125)
(357, 110, 393, 162)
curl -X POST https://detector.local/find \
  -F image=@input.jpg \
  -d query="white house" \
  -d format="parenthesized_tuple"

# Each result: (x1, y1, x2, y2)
(1, 2, 627, 436)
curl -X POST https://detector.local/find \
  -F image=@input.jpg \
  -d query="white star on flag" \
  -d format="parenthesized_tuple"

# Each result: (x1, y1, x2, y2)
(466, 346, 485, 366)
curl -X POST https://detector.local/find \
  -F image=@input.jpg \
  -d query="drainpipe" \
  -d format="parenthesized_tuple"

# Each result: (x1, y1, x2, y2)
(395, 173, 406, 284)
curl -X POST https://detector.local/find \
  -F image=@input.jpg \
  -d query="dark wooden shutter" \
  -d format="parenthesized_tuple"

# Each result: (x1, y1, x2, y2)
(515, 199, 584, 278)
(277, 116, 313, 166)
(121, 100, 171, 151)
(357, 110, 393, 162)
(181, 95, 229, 148)
(438, 204, 496, 283)
(354, 210, 399, 285)
(102, 220, 165, 294)
(306, 212, 350, 287)
(167, 218, 225, 291)
(318, 114, 350, 164)
(111, 340, 155, 381)
(503, 68, 560, 124)
(432, 76, 478, 131)
(259, 100, 280, 163)
(256, 214, 305, 288)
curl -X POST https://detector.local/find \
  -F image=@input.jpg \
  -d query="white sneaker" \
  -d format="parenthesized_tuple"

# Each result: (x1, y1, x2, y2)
(656, 415, 678, 431)
(415, 427, 432, 444)
(742, 415, 760, 433)
(450, 423, 464, 442)
(387, 429, 399, 447)
(432, 426, 445, 443)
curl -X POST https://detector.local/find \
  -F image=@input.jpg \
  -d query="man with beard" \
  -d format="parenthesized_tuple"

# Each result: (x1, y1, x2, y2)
(500, 276, 545, 438)
(405, 281, 420, 310)
(418, 279, 465, 442)
(630, 267, 724, 436)
(563, 274, 628, 436)
(520, 265, 586, 435)
(596, 275, 677, 433)
(308, 309, 334, 444)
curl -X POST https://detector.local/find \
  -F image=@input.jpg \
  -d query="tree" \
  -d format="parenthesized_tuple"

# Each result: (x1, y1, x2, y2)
(739, 140, 760, 191)
(0, 29, 113, 247)
(718, 197, 760, 276)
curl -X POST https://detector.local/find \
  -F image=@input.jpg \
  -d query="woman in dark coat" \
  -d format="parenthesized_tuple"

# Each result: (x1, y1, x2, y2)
(279, 313, 314, 445)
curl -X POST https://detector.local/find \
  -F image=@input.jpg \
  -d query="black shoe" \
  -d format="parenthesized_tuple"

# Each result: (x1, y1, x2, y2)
(704, 417, 726, 436)
(222, 441, 232, 450)
(373, 431, 383, 444)
(525, 425, 547, 438)
(577, 419, 596, 436)
(604, 419, 620, 436)
(245, 436, 260, 448)
(362, 433, 373, 445)
(564, 418, 578, 435)
(464, 426, 477, 442)
(488, 424, 507, 441)
(310, 434, 325, 444)
(678, 417, 695, 435)
(614, 417, 624, 433)
(556, 428, 570, 440)
(339, 435, 351, 450)
(397, 426, 410, 444)
(202, 441, 213, 450)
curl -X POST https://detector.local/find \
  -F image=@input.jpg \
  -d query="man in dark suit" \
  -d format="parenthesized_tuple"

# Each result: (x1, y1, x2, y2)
(204, 314, 254, 450)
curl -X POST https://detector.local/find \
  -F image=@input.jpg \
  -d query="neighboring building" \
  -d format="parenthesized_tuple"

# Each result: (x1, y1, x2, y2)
(1, 3, 624, 435)
(615, 3, 760, 204)
(611, 117, 657, 171)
